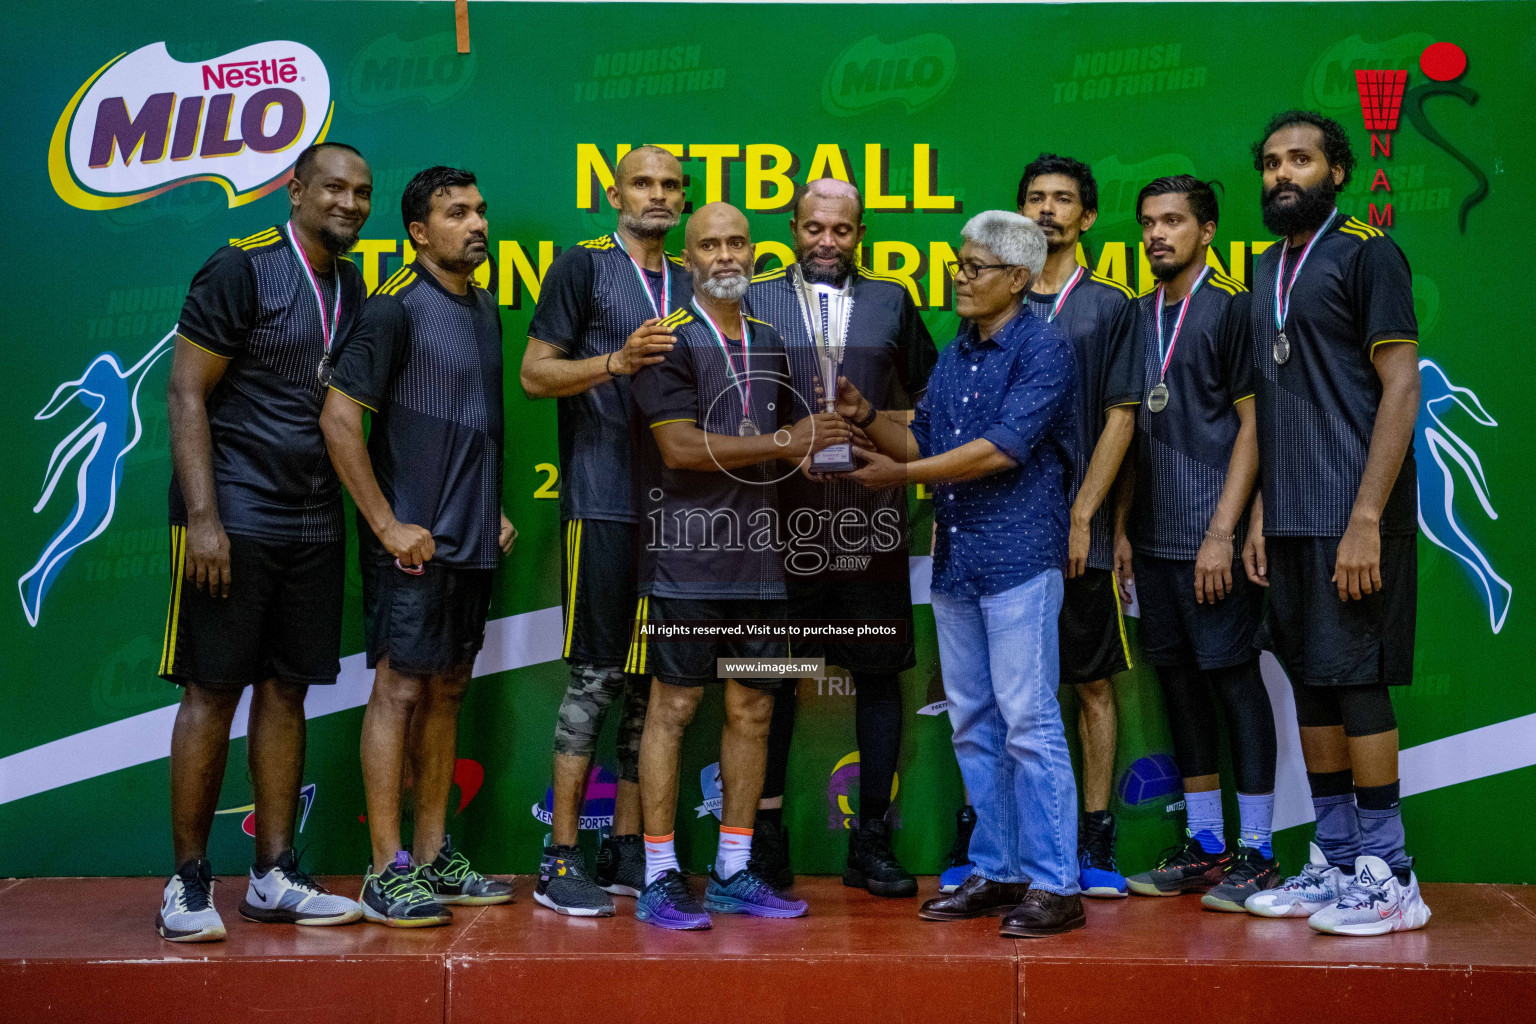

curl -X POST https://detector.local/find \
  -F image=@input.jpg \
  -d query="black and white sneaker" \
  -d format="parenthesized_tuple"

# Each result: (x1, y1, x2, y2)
(359, 852, 452, 928)
(240, 848, 362, 925)
(595, 833, 646, 898)
(419, 835, 514, 905)
(156, 858, 225, 942)
(533, 845, 614, 917)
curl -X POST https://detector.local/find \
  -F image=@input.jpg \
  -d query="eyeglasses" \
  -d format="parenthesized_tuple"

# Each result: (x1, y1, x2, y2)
(946, 261, 1018, 281)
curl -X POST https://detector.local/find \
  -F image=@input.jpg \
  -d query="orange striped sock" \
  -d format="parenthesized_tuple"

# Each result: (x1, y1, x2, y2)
(716, 825, 753, 879)
(644, 832, 678, 886)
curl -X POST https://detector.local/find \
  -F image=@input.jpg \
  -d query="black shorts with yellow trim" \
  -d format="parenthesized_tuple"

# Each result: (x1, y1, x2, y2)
(1058, 566, 1132, 685)
(360, 545, 493, 677)
(625, 595, 789, 690)
(560, 518, 638, 668)
(1133, 553, 1261, 670)
(159, 526, 344, 688)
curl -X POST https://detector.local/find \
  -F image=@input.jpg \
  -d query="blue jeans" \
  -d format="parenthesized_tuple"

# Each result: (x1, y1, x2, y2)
(932, 569, 1079, 895)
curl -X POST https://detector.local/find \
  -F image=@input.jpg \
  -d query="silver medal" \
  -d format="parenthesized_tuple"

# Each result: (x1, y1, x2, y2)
(317, 354, 333, 386)
(1273, 331, 1291, 365)
(1148, 381, 1170, 413)
(738, 418, 760, 437)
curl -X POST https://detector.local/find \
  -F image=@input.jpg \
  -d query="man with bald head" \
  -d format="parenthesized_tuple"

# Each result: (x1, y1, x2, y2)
(627, 202, 849, 929)
(743, 177, 936, 898)
(521, 145, 690, 916)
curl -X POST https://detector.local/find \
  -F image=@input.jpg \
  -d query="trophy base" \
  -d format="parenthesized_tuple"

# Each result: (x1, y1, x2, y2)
(811, 443, 857, 474)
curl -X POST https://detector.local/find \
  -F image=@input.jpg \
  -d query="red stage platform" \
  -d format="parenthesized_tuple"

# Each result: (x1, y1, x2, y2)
(2, 875, 1533, 1023)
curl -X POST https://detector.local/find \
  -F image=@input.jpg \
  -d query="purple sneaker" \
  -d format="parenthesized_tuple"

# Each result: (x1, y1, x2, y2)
(704, 868, 808, 918)
(636, 870, 712, 931)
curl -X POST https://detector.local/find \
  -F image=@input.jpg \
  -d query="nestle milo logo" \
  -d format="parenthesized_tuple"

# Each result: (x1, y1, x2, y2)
(1304, 33, 1435, 111)
(1091, 153, 1197, 228)
(346, 31, 476, 109)
(822, 34, 955, 117)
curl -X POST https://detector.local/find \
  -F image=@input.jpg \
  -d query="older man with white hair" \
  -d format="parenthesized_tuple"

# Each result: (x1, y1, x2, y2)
(837, 210, 1084, 936)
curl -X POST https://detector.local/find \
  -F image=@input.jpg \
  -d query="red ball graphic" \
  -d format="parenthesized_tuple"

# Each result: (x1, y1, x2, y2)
(1420, 42, 1467, 82)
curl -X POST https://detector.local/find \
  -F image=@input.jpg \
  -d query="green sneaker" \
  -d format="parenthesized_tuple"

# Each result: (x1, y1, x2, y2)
(360, 852, 452, 927)
(418, 835, 514, 906)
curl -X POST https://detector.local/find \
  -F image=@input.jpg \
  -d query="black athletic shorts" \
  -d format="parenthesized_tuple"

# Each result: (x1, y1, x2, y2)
(361, 550, 493, 677)
(159, 527, 343, 688)
(786, 549, 915, 674)
(1059, 567, 1132, 685)
(1256, 535, 1416, 687)
(560, 518, 638, 668)
(1133, 553, 1262, 670)
(626, 595, 788, 689)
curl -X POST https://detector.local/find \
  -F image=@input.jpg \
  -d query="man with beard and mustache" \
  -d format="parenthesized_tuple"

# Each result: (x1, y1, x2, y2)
(1240, 112, 1429, 936)
(1113, 177, 1281, 912)
(628, 202, 849, 930)
(157, 142, 372, 942)
(742, 178, 937, 898)
(519, 145, 690, 916)
(1016, 153, 1142, 900)
(323, 166, 516, 926)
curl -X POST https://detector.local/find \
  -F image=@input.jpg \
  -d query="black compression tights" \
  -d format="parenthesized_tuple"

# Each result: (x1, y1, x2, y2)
(1155, 658, 1277, 794)
(762, 672, 903, 822)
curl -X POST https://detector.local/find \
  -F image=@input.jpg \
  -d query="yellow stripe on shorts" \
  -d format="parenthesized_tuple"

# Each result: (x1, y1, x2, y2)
(159, 526, 187, 676)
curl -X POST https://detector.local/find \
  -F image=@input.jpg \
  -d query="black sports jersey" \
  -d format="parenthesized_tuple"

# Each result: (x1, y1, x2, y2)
(1250, 214, 1418, 537)
(744, 265, 937, 558)
(1131, 269, 1254, 559)
(328, 264, 505, 569)
(630, 307, 792, 600)
(172, 225, 366, 543)
(528, 234, 692, 525)
(1025, 271, 1141, 570)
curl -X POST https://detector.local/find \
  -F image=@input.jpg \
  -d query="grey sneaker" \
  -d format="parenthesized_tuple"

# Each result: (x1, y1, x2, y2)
(595, 833, 645, 898)
(359, 852, 452, 927)
(419, 835, 513, 905)
(533, 845, 614, 917)
(240, 848, 361, 925)
(157, 858, 225, 942)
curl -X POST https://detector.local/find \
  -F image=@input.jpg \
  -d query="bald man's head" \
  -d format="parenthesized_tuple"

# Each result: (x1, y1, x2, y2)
(684, 202, 753, 301)
(607, 145, 685, 239)
(793, 177, 864, 223)
(790, 178, 866, 285)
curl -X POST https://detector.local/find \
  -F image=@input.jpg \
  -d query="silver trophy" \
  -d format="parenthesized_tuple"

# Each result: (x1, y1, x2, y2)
(811, 352, 856, 472)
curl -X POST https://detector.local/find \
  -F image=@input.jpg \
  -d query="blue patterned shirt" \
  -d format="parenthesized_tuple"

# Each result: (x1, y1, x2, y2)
(913, 307, 1077, 597)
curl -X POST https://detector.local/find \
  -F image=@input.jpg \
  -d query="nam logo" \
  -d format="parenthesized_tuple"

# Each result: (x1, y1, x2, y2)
(20, 330, 173, 627)
(826, 751, 900, 831)
(50, 41, 332, 211)
(822, 34, 956, 117)
(218, 783, 316, 837)
(531, 764, 616, 830)
(346, 32, 477, 110)
(1304, 33, 1436, 113)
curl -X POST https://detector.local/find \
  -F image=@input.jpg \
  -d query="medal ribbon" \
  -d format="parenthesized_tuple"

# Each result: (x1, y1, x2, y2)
(284, 222, 341, 354)
(1046, 266, 1087, 322)
(1273, 207, 1338, 334)
(691, 297, 752, 419)
(612, 231, 670, 319)
(1154, 266, 1210, 380)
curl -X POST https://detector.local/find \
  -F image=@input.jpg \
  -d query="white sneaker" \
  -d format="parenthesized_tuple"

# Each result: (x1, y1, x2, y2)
(238, 849, 362, 926)
(1308, 855, 1432, 936)
(157, 859, 226, 942)
(1245, 842, 1351, 918)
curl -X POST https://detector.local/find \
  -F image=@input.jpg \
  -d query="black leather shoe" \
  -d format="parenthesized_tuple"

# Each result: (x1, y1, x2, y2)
(918, 874, 1028, 920)
(746, 816, 793, 890)
(999, 889, 1086, 937)
(844, 819, 918, 898)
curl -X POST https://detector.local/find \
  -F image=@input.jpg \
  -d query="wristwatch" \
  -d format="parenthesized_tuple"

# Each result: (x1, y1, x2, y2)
(855, 404, 879, 429)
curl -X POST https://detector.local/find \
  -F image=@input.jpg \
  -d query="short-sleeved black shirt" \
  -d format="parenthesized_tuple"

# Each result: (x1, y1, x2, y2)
(1250, 214, 1418, 538)
(1131, 269, 1255, 559)
(172, 225, 366, 543)
(744, 266, 937, 556)
(328, 264, 505, 569)
(1025, 272, 1141, 570)
(527, 235, 692, 525)
(629, 306, 792, 601)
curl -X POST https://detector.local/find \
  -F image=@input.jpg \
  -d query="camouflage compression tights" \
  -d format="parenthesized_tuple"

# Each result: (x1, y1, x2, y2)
(553, 663, 650, 783)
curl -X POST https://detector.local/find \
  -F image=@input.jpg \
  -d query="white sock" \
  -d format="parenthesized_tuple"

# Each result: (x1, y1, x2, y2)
(716, 825, 753, 879)
(644, 833, 679, 887)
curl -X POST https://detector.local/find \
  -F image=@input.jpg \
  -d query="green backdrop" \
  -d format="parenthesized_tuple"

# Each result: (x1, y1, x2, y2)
(2, 1, 1532, 883)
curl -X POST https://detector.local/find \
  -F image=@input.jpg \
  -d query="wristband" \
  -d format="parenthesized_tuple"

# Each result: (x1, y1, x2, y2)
(855, 404, 879, 430)
(605, 350, 617, 376)
(1204, 528, 1235, 542)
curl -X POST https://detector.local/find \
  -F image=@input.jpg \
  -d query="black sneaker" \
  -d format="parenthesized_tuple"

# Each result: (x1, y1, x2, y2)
(1126, 835, 1233, 896)
(359, 853, 452, 927)
(844, 819, 918, 898)
(419, 835, 514, 906)
(533, 844, 614, 917)
(595, 833, 645, 898)
(747, 816, 793, 890)
(1201, 846, 1282, 912)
